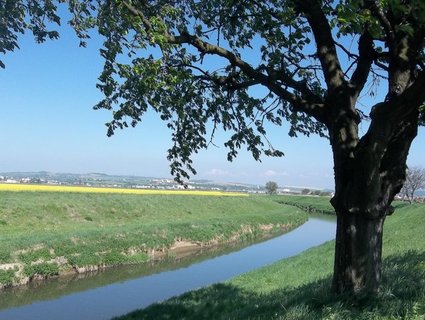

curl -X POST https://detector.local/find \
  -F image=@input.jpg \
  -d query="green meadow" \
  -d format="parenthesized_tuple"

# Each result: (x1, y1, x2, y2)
(117, 199, 425, 320)
(0, 192, 306, 287)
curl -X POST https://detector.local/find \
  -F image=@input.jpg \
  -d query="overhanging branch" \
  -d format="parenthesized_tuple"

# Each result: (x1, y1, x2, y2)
(123, 0, 328, 124)
(295, 0, 345, 92)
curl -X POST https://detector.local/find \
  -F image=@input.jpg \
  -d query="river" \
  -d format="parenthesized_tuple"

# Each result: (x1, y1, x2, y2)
(0, 214, 335, 320)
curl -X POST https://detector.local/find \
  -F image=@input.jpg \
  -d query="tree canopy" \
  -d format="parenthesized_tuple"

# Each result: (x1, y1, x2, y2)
(2, 2, 425, 181)
(73, 0, 425, 183)
(265, 181, 278, 194)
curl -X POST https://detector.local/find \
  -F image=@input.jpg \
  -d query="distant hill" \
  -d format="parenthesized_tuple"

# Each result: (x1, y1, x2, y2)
(0, 171, 332, 193)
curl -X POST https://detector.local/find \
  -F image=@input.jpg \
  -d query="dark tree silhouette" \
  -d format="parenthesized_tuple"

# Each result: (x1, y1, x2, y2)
(265, 181, 278, 195)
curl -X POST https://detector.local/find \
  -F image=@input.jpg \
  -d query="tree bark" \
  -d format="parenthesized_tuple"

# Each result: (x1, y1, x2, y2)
(328, 98, 419, 295)
(332, 212, 385, 294)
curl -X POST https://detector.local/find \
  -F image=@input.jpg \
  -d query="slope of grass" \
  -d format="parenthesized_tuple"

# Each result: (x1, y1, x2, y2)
(0, 192, 306, 287)
(270, 194, 335, 215)
(118, 200, 425, 320)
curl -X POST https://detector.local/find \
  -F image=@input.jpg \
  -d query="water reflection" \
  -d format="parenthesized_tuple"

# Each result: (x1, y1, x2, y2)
(0, 215, 335, 320)
(0, 234, 282, 310)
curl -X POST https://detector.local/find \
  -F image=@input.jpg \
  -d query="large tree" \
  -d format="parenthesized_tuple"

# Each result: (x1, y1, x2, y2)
(2, 0, 425, 296)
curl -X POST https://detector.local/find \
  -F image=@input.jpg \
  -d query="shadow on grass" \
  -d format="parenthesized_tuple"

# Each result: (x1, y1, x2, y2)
(114, 251, 425, 320)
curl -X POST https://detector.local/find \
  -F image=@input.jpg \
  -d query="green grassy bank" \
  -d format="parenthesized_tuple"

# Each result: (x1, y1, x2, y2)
(270, 194, 335, 215)
(0, 192, 306, 287)
(117, 199, 425, 320)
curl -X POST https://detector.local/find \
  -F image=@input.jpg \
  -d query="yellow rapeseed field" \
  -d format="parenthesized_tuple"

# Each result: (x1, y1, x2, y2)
(0, 183, 248, 196)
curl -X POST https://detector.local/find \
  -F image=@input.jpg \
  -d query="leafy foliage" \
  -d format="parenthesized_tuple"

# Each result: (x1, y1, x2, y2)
(24, 262, 59, 278)
(2, 1, 425, 183)
(0, 0, 61, 68)
(265, 181, 278, 195)
(69, 0, 425, 183)
(67, 0, 338, 181)
(0, 268, 17, 287)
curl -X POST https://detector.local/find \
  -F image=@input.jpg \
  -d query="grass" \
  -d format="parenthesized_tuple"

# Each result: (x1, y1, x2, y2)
(0, 192, 306, 287)
(0, 269, 16, 287)
(116, 197, 425, 320)
(270, 194, 335, 215)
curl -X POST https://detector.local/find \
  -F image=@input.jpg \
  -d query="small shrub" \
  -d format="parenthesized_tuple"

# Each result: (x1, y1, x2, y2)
(103, 251, 125, 265)
(126, 253, 149, 264)
(0, 268, 17, 286)
(0, 219, 7, 226)
(24, 263, 59, 278)
(84, 216, 93, 221)
(68, 253, 101, 267)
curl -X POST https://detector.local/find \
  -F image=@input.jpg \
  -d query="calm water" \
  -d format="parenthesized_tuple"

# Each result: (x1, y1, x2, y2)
(0, 215, 335, 320)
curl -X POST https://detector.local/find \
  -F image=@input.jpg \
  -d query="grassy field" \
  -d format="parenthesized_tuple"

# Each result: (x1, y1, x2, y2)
(0, 191, 307, 287)
(270, 194, 335, 215)
(117, 198, 425, 320)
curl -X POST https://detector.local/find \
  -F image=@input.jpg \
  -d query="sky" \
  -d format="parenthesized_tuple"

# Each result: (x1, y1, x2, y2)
(0, 19, 424, 190)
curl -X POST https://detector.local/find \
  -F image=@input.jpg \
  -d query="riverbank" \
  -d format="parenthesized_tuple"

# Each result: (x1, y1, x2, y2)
(118, 201, 425, 320)
(0, 192, 307, 288)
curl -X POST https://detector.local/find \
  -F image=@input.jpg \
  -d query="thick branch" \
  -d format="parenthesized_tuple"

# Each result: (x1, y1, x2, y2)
(350, 32, 374, 98)
(360, 71, 425, 163)
(193, 69, 262, 91)
(379, 112, 419, 207)
(348, 72, 425, 213)
(396, 71, 425, 113)
(176, 31, 327, 122)
(123, 0, 328, 124)
(123, 2, 153, 34)
(295, 0, 345, 91)
(365, 1, 396, 53)
(266, 66, 318, 99)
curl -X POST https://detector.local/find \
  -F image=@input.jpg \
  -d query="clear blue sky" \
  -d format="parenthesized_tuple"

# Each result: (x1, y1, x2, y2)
(1, 23, 424, 189)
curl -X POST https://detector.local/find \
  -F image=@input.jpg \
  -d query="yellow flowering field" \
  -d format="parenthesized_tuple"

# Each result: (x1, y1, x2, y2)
(0, 183, 248, 196)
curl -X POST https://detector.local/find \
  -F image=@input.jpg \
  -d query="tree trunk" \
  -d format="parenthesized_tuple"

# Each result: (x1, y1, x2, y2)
(329, 99, 419, 295)
(332, 211, 385, 294)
